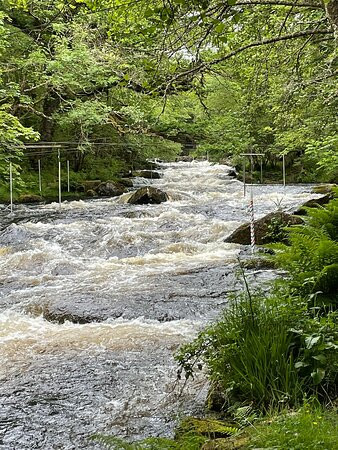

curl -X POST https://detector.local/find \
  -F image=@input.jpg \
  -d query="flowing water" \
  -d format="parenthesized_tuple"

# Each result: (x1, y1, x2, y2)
(0, 161, 320, 449)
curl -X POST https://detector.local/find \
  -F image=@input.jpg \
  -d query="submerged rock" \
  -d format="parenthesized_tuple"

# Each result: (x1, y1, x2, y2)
(95, 181, 126, 197)
(126, 186, 169, 205)
(224, 212, 303, 245)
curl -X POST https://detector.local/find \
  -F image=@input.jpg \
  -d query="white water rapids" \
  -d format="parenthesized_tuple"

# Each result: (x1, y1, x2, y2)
(0, 161, 321, 448)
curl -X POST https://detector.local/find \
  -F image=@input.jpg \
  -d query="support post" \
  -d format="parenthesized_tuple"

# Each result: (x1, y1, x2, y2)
(282, 154, 286, 187)
(9, 161, 13, 213)
(38, 159, 42, 193)
(250, 154, 254, 184)
(67, 160, 70, 192)
(260, 157, 263, 184)
(58, 149, 62, 209)
(207, 151, 209, 162)
(243, 159, 246, 197)
(250, 186, 255, 254)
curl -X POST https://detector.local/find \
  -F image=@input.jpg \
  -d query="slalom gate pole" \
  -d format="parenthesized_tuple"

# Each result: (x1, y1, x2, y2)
(9, 161, 13, 213)
(249, 186, 255, 254)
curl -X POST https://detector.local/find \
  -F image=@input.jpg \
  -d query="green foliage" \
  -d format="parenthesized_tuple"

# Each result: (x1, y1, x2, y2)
(247, 403, 338, 450)
(270, 195, 338, 304)
(91, 433, 207, 449)
(176, 292, 306, 410)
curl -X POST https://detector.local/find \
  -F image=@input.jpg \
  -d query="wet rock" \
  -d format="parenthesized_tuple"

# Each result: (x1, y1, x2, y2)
(85, 189, 96, 197)
(312, 184, 336, 195)
(95, 181, 126, 197)
(134, 170, 162, 179)
(126, 186, 169, 205)
(120, 178, 134, 188)
(241, 257, 276, 270)
(224, 212, 304, 245)
(227, 169, 238, 178)
(176, 417, 238, 439)
(176, 156, 193, 162)
(18, 194, 42, 203)
(294, 193, 334, 215)
(82, 180, 101, 191)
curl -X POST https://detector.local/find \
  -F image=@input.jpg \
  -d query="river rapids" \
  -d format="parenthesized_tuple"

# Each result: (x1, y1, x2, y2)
(0, 161, 321, 449)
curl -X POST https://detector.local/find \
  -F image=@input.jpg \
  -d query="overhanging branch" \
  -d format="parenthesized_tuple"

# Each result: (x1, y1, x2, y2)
(168, 28, 332, 85)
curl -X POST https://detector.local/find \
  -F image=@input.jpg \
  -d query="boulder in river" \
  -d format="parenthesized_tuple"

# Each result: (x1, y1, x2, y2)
(224, 212, 304, 245)
(227, 169, 238, 178)
(82, 180, 101, 191)
(126, 186, 169, 204)
(95, 181, 126, 197)
(133, 170, 162, 179)
(312, 184, 336, 195)
(18, 194, 42, 203)
(294, 193, 334, 215)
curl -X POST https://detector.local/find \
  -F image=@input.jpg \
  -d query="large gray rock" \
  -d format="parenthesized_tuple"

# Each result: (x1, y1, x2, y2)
(126, 186, 169, 205)
(224, 212, 304, 245)
(95, 181, 126, 197)
(294, 193, 334, 215)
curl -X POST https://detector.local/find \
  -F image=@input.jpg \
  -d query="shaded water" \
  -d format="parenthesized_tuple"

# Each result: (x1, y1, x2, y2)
(0, 162, 320, 448)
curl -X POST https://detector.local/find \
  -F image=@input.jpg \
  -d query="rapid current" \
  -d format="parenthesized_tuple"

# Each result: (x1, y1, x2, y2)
(0, 161, 321, 449)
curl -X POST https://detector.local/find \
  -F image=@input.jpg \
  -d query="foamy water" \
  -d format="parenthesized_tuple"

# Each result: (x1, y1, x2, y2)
(0, 161, 320, 448)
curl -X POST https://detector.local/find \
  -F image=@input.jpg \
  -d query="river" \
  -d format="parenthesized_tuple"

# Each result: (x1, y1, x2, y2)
(0, 161, 320, 449)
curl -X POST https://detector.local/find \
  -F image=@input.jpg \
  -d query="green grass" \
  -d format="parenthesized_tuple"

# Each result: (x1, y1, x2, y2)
(247, 405, 338, 449)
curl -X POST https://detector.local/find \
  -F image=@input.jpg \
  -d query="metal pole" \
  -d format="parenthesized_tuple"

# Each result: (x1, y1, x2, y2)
(58, 149, 62, 209)
(243, 159, 246, 197)
(250, 186, 255, 254)
(250, 154, 254, 185)
(67, 160, 70, 192)
(9, 162, 13, 213)
(38, 159, 42, 193)
(282, 154, 286, 187)
(260, 157, 263, 184)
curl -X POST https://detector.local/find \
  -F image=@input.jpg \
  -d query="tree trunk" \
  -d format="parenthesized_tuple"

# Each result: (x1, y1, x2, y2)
(41, 95, 59, 142)
(325, 0, 338, 44)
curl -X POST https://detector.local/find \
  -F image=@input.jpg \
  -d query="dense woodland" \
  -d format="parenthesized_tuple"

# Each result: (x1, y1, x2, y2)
(1, 1, 338, 448)
(0, 0, 337, 201)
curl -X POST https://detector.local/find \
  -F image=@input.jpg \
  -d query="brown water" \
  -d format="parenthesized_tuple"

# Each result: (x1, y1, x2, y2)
(0, 161, 320, 448)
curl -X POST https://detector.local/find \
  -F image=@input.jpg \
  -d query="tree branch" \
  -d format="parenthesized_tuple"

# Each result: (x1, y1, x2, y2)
(235, 1, 324, 9)
(168, 28, 332, 84)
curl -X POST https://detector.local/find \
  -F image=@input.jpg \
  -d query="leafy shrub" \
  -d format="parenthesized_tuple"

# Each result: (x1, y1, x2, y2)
(176, 291, 306, 411)
(270, 194, 338, 306)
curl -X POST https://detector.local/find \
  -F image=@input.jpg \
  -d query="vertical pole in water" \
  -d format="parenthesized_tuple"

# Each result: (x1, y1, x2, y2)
(243, 158, 246, 197)
(9, 161, 13, 213)
(67, 160, 70, 192)
(58, 149, 62, 209)
(260, 157, 263, 184)
(250, 186, 255, 254)
(282, 154, 286, 187)
(38, 159, 42, 193)
(207, 151, 209, 162)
